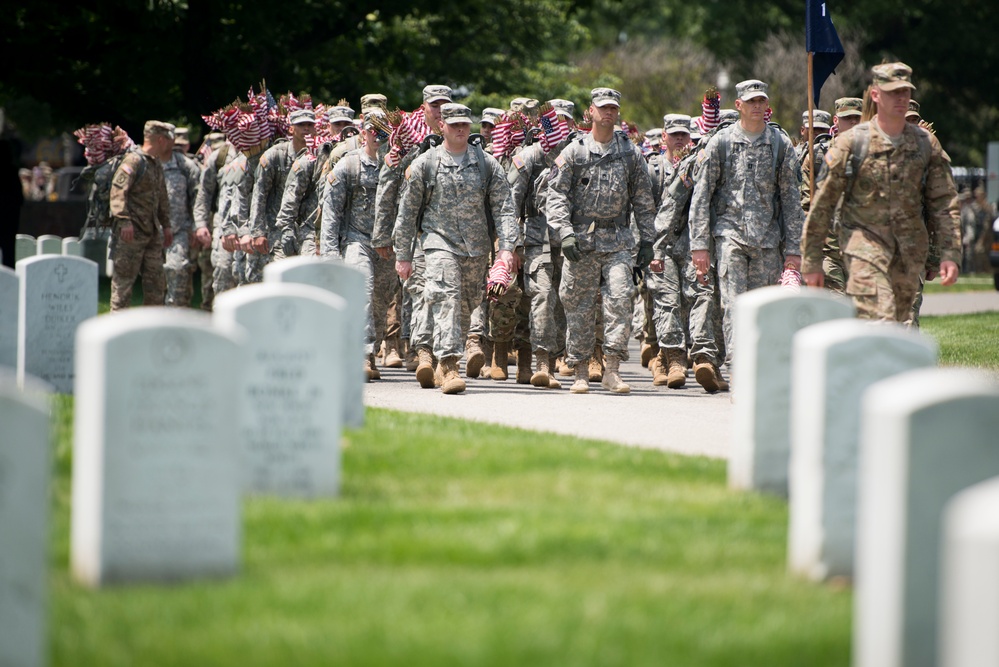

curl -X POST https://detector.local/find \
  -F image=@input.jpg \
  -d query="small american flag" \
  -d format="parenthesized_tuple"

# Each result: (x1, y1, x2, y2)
(695, 86, 721, 135)
(536, 105, 569, 154)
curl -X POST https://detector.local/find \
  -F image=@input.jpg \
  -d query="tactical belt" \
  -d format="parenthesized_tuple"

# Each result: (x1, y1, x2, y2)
(574, 213, 627, 230)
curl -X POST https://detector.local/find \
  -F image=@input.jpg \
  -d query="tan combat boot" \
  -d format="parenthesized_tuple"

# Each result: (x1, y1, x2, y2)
(651, 350, 670, 386)
(465, 334, 486, 378)
(440, 356, 466, 394)
(516, 342, 532, 384)
(665, 348, 687, 388)
(364, 354, 379, 382)
(556, 355, 573, 377)
(415, 346, 436, 389)
(491, 342, 509, 380)
(480, 337, 494, 378)
(601, 354, 631, 394)
(588, 346, 604, 382)
(404, 339, 419, 372)
(693, 355, 729, 393)
(383, 336, 403, 368)
(640, 339, 660, 368)
(570, 361, 590, 394)
(531, 350, 551, 388)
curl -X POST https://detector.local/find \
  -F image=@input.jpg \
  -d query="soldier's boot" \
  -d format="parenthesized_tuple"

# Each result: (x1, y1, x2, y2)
(465, 334, 486, 379)
(440, 356, 466, 395)
(651, 350, 670, 386)
(404, 340, 419, 372)
(601, 355, 631, 394)
(531, 350, 552, 388)
(367, 353, 381, 381)
(415, 346, 436, 389)
(588, 346, 604, 382)
(434, 359, 443, 388)
(383, 336, 403, 369)
(491, 342, 509, 381)
(570, 361, 590, 394)
(556, 355, 573, 377)
(693, 355, 729, 393)
(481, 337, 494, 378)
(640, 340, 660, 368)
(516, 342, 532, 384)
(665, 348, 687, 388)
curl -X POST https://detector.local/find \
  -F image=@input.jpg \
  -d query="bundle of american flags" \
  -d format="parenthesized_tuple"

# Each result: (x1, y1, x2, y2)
(490, 112, 530, 158)
(383, 107, 430, 166)
(486, 256, 514, 301)
(73, 123, 134, 166)
(693, 86, 721, 136)
(202, 83, 281, 153)
(535, 103, 570, 153)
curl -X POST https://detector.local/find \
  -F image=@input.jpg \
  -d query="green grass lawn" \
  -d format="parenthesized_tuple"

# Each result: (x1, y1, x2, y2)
(47, 402, 852, 667)
(921, 311, 999, 370)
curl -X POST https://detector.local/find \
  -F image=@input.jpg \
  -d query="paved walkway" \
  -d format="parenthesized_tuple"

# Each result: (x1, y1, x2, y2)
(920, 290, 999, 316)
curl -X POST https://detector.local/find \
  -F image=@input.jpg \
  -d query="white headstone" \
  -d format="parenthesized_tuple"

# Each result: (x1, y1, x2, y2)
(14, 235, 36, 264)
(788, 320, 937, 582)
(0, 375, 50, 667)
(0, 267, 17, 368)
(729, 286, 854, 496)
(214, 283, 347, 496)
(80, 230, 110, 278)
(35, 235, 62, 255)
(941, 477, 999, 667)
(71, 309, 245, 587)
(17, 255, 98, 393)
(62, 236, 82, 257)
(854, 368, 999, 667)
(264, 256, 366, 427)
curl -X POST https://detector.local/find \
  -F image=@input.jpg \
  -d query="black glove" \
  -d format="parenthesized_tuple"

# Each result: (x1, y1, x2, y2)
(562, 234, 581, 262)
(636, 241, 654, 268)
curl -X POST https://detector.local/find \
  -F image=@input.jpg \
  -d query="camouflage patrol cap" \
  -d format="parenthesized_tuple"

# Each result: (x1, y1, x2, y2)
(360, 94, 388, 112)
(719, 109, 739, 124)
(663, 113, 692, 135)
(144, 120, 175, 139)
(736, 79, 769, 101)
(906, 99, 921, 119)
(362, 108, 389, 131)
(548, 99, 575, 119)
(591, 88, 621, 108)
(423, 85, 453, 103)
(509, 97, 530, 112)
(834, 97, 863, 118)
(326, 106, 355, 124)
(480, 107, 504, 126)
(872, 62, 916, 91)
(644, 128, 663, 146)
(441, 103, 473, 125)
(800, 110, 832, 130)
(289, 109, 317, 125)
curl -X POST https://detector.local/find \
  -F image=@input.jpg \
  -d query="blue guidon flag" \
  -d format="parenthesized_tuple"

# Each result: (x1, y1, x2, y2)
(806, 0, 846, 106)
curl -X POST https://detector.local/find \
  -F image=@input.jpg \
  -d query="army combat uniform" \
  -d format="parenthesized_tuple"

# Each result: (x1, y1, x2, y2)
(162, 149, 201, 306)
(247, 138, 297, 280)
(193, 142, 237, 309)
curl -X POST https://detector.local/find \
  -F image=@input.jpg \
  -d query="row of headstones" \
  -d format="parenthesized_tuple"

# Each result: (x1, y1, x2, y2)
(0, 255, 367, 667)
(729, 286, 999, 667)
(14, 232, 115, 277)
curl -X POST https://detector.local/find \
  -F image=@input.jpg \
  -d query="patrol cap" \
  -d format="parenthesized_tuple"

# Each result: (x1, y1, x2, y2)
(441, 103, 473, 125)
(509, 97, 530, 112)
(800, 110, 832, 130)
(363, 108, 389, 130)
(834, 97, 863, 118)
(360, 93, 388, 112)
(289, 109, 317, 125)
(644, 128, 663, 145)
(174, 127, 190, 143)
(872, 62, 916, 91)
(735, 79, 769, 101)
(548, 99, 575, 119)
(591, 87, 621, 108)
(144, 120, 175, 139)
(719, 109, 739, 124)
(326, 106, 355, 124)
(663, 113, 692, 135)
(906, 99, 921, 119)
(480, 107, 504, 126)
(205, 132, 226, 149)
(423, 85, 453, 103)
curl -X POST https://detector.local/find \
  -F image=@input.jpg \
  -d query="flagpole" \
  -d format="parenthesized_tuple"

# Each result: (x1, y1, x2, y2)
(807, 51, 816, 205)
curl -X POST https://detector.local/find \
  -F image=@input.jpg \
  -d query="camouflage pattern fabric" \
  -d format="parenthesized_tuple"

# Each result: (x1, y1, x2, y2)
(320, 150, 381, 255)
(559, 250, 634, 366)
(371, 145, 424, 249)
(162, 151, 200, 306)
(343, 242, 397, 355)
(248, 139, 297, 249)
(716, 237, 782, 360)
(424, 249, 490, 359)
(275, 151, 320, 258)
(407, 245, 433, 349)
(110, 231, 166, 310)
(231, 152, 263, 285)
(799, 136, 845, 295)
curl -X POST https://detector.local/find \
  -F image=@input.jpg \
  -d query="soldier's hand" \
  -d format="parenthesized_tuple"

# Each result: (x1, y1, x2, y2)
(239, 235, 253, 253)
(938, 260, 959, 286)
(194, 227, 212, 248)
(222, 234, 238, 252)
(119, 224, 134, 243)
(375, 246, 395, 260)
(252, 236, 269, 254)
(497, 249, 517, 273)
(162, 227, 173, 248)
(803, 272, 825, 288)
(562, 235, 581, 262)
(396, 260, 413, 281)
(649, 259, 664, 274)
(691, 249, 710, 282)
(636, 241, 654, 268)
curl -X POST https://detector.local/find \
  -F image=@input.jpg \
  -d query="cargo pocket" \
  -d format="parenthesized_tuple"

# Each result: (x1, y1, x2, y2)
(845, 257, 879, 297)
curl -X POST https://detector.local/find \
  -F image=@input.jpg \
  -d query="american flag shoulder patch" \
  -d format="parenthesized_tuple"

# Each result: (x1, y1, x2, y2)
(512, 155, 526, 171)
(260, 155, 269, 168)
(696, 151, 708, 165)
(405, 165, 412, 180)
(554, 155, 566, 170)
(120, 163, 133, 175)
(825, 151, 835, 166)
(327, 171, 337, 184)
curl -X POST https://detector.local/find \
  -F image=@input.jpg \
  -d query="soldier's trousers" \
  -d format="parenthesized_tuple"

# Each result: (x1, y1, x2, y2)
(716, 238, 782, 364)
(425, 249, 489, 360)
(522, 246, 557, 353)
(211, 227, 237, 296)
(823, 233, 846, 296)
(559, 249, 633, 367)
(111, 230, 166, 311)
(550, 248, 567, 356)
(649, 250, 721, 364)
(844, 252, 921, 323)
(164, 229, 193, 307)
(406, 246, 434, 350)
(194, 243, 214, 311)
(343, 242, 396, 355)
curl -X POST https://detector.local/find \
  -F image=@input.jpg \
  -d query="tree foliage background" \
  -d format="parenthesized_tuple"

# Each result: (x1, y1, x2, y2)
(2, 0, 996, 163)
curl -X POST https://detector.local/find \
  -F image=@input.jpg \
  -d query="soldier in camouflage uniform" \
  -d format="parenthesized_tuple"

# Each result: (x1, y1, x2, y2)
(108, 121, 173, 310)
(275, 141, 328, 259)
(161, 145, 201, 306)
(245, 109, 316, 281)
(221, 146, 264, 287)
(374, 85, 451, 378)
(196, 141, 241, 298)
(547, 88, 657, 394)
(802, 62, 961, 321)
(795, 109, 832, 165)
(321, 110, 397, 381)
(393, 103, 519, 395)
(689, 79, 803, 373)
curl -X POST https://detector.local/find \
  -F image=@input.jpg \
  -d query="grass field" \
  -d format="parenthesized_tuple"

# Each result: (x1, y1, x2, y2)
(921, 311, 999, 370)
